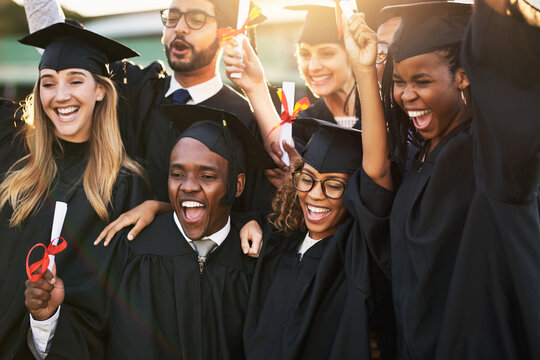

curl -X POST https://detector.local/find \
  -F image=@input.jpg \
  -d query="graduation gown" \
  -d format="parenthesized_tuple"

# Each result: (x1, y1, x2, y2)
(109, 61, 273, 215)
(356, 3, 540, 359)
(0, 121, 149, 359)
(294, 99, 361, 150)
(243, 172, 395, 360)
(435, 2, 540, 359)
(106, 212, 257, 360)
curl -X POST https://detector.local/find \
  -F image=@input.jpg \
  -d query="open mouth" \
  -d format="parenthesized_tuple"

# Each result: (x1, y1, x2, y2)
(181, 200, 206, 223)
(305, 204, 331, 222)
(310, 74, 332, 85)
(56, 106, 79, 122)
(171, 40, 192, 56)
(408, 109, 433, 131)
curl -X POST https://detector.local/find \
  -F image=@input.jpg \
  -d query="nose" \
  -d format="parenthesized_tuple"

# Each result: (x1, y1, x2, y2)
(401, 85, 417, 103)
(307, 180, 325, 201)
(175, 14, 190, 35)
(308, 55, 323, 72)
(55, 82, 71, 102)
(179, 173, 200, 193)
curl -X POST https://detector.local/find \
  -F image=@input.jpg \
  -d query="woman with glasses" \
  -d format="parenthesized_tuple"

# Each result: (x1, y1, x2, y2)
(241, 118, 395, 360)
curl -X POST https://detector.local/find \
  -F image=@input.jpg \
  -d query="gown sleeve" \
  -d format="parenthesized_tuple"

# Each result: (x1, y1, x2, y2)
(343, 166, 395, 279)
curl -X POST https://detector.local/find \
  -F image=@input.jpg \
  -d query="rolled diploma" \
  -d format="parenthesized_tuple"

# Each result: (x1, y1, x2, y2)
(47, 201, 67, 271)
(340, 0, 356, 21)
(230, 0, 250, 79)
(279, 81, 295, 166)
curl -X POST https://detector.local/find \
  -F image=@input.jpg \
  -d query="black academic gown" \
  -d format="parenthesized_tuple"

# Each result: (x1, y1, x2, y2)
(435, 2, 540, 359)
(0, 116, 149, 359)
(294, 99, 361, 151)
(106, 212, 256, 360)
(109, 61, 274, 215)
(354, 118, 475, 360)
(243, 175, 395, 360)
(355, 3, 540, 360)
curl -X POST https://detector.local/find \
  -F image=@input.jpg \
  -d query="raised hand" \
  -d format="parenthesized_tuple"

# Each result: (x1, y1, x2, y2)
(343, 13, 378, 69)
(25, 265, 64, 321)
(240, 220, 264, 258)
(222, 37, 266, 95)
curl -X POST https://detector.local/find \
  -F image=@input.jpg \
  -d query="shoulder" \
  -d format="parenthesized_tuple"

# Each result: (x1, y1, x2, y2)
(128, 212, 191, 256)
(110, 60, 169, 88)
(300, 99, 334, 122)
(201, 85, 253, 118)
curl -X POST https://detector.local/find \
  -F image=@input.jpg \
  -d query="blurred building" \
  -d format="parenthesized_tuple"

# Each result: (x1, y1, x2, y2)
(0, 0, 312, 102)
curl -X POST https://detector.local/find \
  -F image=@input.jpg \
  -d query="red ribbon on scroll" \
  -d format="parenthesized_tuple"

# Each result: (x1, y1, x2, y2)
(26, 237, 67, 282)
(266, 89, 310, 139)
(216, 5, 263, 41)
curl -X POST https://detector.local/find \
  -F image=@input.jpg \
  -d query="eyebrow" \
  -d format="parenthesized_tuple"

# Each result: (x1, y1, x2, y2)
(303, 168, 348, 182)
(169, 163, 220, 172)
(66, 71, 88, 77)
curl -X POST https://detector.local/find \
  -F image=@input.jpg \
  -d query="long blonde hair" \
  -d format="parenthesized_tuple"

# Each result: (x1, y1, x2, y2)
(0, 74, 144, 227)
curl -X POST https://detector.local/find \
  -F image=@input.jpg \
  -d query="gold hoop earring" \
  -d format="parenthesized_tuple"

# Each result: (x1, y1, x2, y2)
(460, 90, 467, 107)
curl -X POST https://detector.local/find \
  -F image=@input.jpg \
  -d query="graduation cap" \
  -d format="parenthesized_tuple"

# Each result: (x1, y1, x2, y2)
(384, 0, 473, 62)
(161, 104, 274, 205)
(211, 0, 267, 28)
(18, 22, 139, 77)
(286, 4, 341, 44)
(294, 117, 362, 174)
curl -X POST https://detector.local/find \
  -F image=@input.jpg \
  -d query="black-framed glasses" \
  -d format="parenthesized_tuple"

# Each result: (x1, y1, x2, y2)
(160, 9, 216, 30)
(292, 172, 347, 200)
(376, 42, 389, 65)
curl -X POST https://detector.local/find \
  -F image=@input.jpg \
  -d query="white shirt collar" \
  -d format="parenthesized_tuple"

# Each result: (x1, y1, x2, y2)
(298, 232, 320, 260)
(165, 74, 223, 104)
(173, 212, 230, 247)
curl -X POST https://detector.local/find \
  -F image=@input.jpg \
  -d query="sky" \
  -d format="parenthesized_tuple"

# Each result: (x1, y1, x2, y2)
(13, 0, 171, 17)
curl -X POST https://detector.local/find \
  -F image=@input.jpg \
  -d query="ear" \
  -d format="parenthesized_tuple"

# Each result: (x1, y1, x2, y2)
(235, 173, 246, 198)
(455, 67, 470, 91)
(96, 83, 106, 101)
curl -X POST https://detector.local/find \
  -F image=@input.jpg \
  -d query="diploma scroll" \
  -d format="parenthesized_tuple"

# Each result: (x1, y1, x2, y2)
(230, 0, 250, 79)
(48, 201, 68, 271)
(279, 82, 295, 166)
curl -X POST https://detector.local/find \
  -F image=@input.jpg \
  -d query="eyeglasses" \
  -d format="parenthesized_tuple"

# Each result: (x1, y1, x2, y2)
(292, 172, 347, 200)
(160, 9, 216, 30)
(376, 42, 389, 65)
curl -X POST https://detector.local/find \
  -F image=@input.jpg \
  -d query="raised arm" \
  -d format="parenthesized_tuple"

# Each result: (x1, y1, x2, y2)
(24, 0, 65, 33)
(343, 14, 392, 191)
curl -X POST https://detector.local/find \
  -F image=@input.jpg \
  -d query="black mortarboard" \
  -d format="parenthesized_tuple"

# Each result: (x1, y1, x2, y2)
(161, 104, 274, 205)
(294, 117, 362, 174)
(18, 22, 139, 77)
(210, 0, 267, 28)
(385, 0, 473, 62)
(286, 4, 341, 44)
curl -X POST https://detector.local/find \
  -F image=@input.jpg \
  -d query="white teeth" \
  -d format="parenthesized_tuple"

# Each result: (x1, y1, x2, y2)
(307, 205, 330, 213)
(57, 106, 78, 115)
(182, 201, 204, 208)
(311, 75, 331, 82)
(407, 109, 431, 117)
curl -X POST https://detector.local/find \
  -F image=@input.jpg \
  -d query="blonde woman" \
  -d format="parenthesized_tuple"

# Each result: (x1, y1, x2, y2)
(0, 23, 148, 358)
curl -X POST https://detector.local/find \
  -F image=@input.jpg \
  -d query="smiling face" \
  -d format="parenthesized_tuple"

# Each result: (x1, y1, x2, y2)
(392, 51, 470, 149)
(162, 0, 220, 74)
(168, 137, 244, 240)
(39, 68, 104, 143)
(297, 42, 353, 98)
(296, 163, 350, 240)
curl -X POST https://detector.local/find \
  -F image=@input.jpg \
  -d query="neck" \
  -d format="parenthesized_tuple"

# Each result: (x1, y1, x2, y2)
(323, 80, 356, 117)
(173, 57, 219, 88)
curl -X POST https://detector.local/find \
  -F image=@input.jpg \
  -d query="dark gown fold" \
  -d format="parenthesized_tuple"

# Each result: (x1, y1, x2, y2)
(106, 213, 256, 360)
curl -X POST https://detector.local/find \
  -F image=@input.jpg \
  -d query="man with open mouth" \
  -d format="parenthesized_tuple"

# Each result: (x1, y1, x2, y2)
(105, 104, 274, 359)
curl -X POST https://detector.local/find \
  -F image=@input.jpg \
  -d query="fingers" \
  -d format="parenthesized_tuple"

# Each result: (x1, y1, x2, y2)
(95, 213, 134, 246)
(126, 216, 152, 242)
(282, 140, 301, 163)
(25, 274, 54, 311)
(268, 141, 289, 172)
(240, 220, 263, 257)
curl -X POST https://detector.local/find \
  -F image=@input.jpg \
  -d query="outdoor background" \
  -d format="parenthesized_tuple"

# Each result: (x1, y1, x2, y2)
(0, 0, 309, 103)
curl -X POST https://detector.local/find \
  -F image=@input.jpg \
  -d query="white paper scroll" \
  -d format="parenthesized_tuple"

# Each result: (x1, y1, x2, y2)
(230, 0, 250, 79)
(48, 201, 67, 271)
(279, 82, 295, 167)
(340, 0, 357, 21)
